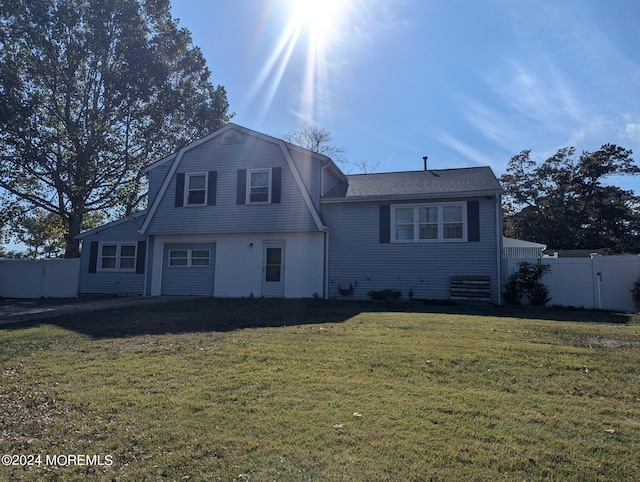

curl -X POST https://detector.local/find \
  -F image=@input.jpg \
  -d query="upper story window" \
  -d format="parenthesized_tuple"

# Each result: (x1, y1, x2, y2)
(175, 171, 216, 208)
(236, 167, 281, 205)
(99, 243, 137, 271)
(392, 202, 466, 242)
(186, 173, 207, 206)
(247, 169, 271, 204)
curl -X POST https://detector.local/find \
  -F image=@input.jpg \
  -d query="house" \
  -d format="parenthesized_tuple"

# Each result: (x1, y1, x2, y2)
(503, 237, 547, 259)
(78, 123, 504, 302)
(542, 249, 610, 258)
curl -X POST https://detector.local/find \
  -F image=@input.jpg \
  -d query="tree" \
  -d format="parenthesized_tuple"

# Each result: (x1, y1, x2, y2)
(500, 145, 640, 253)
(0, 0, 231, 257)
(10, 208, 105, 258)
(281, 123, 378, 173)
(281, 123, 346, 161)
(12, 209, 66, 258)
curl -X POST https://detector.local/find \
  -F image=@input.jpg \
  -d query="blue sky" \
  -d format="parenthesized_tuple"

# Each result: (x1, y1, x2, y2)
(171, 0, 640, 193)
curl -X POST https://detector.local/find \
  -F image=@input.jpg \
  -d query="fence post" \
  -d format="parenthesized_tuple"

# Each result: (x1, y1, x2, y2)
(591, 254, 602, 310)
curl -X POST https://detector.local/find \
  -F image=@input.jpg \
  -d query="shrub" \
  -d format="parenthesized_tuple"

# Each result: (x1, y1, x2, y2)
(502, 277, 521, 305)
(631, 279, 640, 311)
(367, 289, 402, 301)
(503, 262, 552, 306)
(528, 283, 552, 306)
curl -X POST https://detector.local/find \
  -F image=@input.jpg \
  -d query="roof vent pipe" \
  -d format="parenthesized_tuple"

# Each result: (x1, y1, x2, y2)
(423, 156, 428, 171)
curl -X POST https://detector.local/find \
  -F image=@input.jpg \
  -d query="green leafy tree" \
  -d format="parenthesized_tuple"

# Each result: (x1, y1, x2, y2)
(0, 0, 231, 257)
(12, 210, 66, 259)
(500, 145, 640, 253)
(10, 209, 105, 258)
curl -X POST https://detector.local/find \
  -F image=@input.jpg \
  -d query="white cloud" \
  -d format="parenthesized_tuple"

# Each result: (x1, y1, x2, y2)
(436, 131, 498, 168)
(624, 123, 640, 143)
(461, 99, 508, 144)
(489, 58, 584, 127)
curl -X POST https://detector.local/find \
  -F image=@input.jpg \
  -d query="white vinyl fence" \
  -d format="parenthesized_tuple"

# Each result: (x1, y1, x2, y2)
(0, 258, 80, 298)
(503, 255, 640, 313)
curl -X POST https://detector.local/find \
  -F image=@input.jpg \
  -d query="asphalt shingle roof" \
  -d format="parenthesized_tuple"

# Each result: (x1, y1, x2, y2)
(323, 166, 503, 200)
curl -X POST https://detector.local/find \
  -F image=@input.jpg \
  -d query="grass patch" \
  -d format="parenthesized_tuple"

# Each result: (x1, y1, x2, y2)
(1, 299, 639, 480)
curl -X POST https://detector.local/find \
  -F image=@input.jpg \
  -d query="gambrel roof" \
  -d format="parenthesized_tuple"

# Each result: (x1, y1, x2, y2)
(138, 123, 342, 234)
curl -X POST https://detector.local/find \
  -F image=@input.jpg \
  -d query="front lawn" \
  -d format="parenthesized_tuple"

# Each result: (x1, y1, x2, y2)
(1, 299, 639, 481)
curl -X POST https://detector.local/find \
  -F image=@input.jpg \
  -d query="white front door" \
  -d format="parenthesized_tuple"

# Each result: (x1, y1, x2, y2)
(262, 242, 285, 297)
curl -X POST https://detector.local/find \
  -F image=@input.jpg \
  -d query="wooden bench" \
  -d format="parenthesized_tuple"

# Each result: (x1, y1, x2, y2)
(450, 276, 491, 303)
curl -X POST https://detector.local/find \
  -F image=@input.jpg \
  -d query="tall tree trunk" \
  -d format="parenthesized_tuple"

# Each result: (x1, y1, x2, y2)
(64, 211, 83, 258)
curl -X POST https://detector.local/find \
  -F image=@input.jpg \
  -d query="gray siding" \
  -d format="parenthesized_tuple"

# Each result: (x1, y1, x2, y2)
(146, 135, 319, 235)
(161, 243, 216, 295)
(322, 197, 500, 302)
(78, 216, 147, 295)
(289, 148, 321, 208)
(147, 162, 171, 208)
(322, 170, 344, 197)
(145, 235, 154, 296)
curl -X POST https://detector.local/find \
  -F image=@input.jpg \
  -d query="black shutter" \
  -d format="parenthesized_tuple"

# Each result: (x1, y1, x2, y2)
(207, 171, 217, 206)
(467, 200, 480, 242)
(379, 205, 391, 243)
(88, 241, 98, 273)
(271, 167, 281, 203)
(175, 173, 185, 207)
(236, 169, 247, 204)
(136, 240, 146, 274)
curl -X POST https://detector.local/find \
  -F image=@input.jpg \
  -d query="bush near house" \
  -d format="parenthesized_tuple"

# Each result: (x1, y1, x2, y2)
(631, 279, 640, 312)
(367, 289, 402, 301)
(503, 261, 552, 306)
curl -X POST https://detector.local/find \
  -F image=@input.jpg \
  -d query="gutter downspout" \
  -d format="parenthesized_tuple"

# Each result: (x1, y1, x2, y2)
(143, 236, 150, 296)
(320, 160, 331, 196)
(321, 160, 333, 299)
(324, 228, 330, 299)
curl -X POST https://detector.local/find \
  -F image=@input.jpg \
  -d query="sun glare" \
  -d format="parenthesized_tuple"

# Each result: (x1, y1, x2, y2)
(290, 0, 346, 47)
(249, 0, 359, 123)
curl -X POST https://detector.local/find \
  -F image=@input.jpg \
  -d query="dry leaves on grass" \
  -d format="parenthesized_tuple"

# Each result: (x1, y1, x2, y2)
(0, 363, 78, 451)
(1, 364, 126, 480)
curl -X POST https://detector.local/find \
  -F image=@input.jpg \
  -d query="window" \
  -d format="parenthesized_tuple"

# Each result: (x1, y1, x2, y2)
(99, 243, 137, 271)
(247, 169, 271, 203)
(394, 207, 414, 241)
(168, 249, 210, 267)
(443, 205, 464, 239)
(191, 250, 211, 267)
(176, 171, 216, 208)
(100, 245, 117, 269)
(392, 203, 466, 242)
(265, 247, 282, 281)
(169, 250, 188, 267)
(237, 168, 280, 205)
(186, 173, 206, 206)
(119, 244, 137, 269)
(418, 206, 439, 240)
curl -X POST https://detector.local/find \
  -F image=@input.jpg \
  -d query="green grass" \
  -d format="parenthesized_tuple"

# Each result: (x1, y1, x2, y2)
(1, 299, 639, 481)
